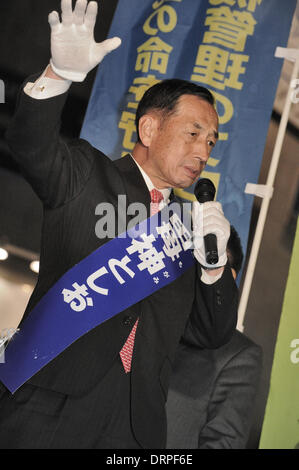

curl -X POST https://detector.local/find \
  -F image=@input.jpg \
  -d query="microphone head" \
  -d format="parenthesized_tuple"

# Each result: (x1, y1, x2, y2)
(194, 178, 216, 203)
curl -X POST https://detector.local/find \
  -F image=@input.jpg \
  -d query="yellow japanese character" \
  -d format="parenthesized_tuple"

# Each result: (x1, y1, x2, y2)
(213, 90, 234, 125)
(135, 37, 173, 74)
(209, 0, 262, 12)
(191, 45, 248, 90)
(191, 45, 229, 89)
(209, 0, 235, 5)
(118, 111, 137, 150)
(203, 6, 256, 52)
(143, 4, 178, 35)
(237, 0, 262, 12)
(129, 75, 161, 103)
(225, 53, 249, 89)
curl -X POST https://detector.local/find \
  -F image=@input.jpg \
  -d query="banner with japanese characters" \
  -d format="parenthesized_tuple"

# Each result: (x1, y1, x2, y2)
(81, 0, 296, 270)
(0, 204, 195, 392)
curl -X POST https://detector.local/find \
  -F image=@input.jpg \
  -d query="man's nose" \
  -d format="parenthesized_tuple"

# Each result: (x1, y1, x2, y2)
(193, 142, 210, 164)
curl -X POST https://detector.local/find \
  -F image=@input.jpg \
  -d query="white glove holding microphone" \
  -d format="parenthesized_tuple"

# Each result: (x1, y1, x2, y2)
(192, 201, 230, 269)
(48, 0, 121, 82)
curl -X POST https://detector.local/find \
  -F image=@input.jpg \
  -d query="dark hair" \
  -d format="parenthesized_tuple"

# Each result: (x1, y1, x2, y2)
(135, 79, 215, 142)
(227, 226, 244, 275)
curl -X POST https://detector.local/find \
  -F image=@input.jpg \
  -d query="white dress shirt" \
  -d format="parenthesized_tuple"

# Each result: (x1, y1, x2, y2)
(24, 67, 71, 99)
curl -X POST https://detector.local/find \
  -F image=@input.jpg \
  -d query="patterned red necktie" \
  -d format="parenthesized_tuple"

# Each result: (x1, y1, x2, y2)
(150, 188, 164, 215)
(119, 188, 164, 373)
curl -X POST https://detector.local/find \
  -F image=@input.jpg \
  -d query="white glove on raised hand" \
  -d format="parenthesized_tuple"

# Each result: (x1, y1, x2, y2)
(48, 0, 121, 82)
(192, 201, 230, 269)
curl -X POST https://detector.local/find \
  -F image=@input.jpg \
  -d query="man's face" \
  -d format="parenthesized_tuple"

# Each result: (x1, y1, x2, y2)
(140, 94, 219, 189)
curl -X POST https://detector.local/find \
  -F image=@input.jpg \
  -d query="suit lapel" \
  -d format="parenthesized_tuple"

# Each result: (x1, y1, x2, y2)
(114, 154, 151, 214)
(113, 154, 182, 222)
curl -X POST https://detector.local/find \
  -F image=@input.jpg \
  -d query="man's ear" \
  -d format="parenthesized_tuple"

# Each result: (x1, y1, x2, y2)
(138, 114, 159, 147)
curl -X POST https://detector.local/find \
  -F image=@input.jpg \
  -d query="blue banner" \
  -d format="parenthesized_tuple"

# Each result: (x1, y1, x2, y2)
(81, 0, 296, 274)
(0, 204, 195, 393)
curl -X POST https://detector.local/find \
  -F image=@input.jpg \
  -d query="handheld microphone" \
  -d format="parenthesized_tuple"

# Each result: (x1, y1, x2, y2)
(194, 178, 219, 265)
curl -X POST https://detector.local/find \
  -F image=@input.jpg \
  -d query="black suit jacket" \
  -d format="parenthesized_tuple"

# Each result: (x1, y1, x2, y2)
(3, 79, 238, 448)
(166, 330, 262, 449)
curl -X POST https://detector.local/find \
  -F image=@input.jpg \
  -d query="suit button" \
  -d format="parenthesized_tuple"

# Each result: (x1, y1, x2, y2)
(122, 315, 133, 326)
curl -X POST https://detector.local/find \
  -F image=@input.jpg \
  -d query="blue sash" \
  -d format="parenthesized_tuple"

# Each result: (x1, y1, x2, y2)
(0, 202, 195, 393)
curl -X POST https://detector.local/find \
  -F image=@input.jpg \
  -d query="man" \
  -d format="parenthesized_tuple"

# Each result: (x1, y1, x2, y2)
(166, 227, 262, 449)
(0, 0, 237, 449)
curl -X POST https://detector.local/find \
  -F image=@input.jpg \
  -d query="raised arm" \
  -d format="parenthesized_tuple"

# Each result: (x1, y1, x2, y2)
(6, 0, 121, 207)
(48, 0, 121, 82)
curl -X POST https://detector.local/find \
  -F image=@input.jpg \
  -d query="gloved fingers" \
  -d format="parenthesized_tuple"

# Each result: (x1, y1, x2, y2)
(202, 208, 225, 222)
(202, 211, 230, 229)
(84, 1, 98, 30)
(202, 201, 224, 214)
(203, 213, 229, 228)
(61, 0, 73, 26)
(202, 209, 230, 230)
(202, 220, 230, 239)
(192, 201, 224, 222)
(193, 223, 227, 243)
(48, 11, 60, 30)
(192, 201, 229, 268)
(95, 37, 122, 57)
(192, 202, 227, 230)
(73, 0, 88, 25)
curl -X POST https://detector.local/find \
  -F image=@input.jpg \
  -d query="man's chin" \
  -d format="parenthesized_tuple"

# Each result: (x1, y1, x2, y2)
(176, 176, 198, 189)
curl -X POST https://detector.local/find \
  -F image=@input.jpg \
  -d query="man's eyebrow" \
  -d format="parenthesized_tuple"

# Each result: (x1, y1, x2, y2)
(193, 122, 218, 139)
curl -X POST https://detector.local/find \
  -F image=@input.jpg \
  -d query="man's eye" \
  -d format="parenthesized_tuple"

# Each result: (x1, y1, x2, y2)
(208, 140, 215, 147)
(190, 132, 197, 137)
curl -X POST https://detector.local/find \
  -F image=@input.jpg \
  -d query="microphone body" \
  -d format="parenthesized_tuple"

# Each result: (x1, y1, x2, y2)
(194, 178, 219, 265)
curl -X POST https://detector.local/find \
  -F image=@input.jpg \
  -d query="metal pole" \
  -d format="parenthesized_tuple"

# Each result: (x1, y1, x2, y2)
(237, 52, 299, 332)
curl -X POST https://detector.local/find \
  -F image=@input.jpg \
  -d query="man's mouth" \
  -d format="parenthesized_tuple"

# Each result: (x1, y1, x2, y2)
(184, 166, 199, 179)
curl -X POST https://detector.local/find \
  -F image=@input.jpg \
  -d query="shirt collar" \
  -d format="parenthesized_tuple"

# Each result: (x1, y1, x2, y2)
(130, 154, 171, 203)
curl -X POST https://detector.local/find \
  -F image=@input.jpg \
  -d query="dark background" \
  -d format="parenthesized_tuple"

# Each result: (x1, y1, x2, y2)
(0, 0, 118, 177)
(0, 0, 118, 278)
(0, 0, 298, 449)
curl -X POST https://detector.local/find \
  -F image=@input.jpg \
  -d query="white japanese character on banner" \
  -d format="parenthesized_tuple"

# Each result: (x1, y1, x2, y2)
(86, 267, 109, 296)
(127, 233, 166, 275)
(170, 213, 193, 250)
(108, 255, 135, 284)
(156, 221, 182, 261)
(62, 282, 93, 312)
